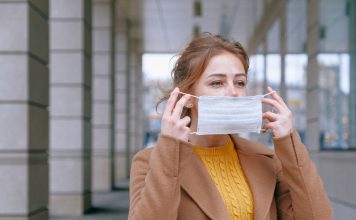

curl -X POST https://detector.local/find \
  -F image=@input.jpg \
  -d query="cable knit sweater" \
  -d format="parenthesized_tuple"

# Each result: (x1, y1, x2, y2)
(194, 136, 254, 220)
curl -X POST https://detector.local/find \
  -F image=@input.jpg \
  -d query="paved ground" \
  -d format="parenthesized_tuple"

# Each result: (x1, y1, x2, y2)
(51, 181, 129, 220)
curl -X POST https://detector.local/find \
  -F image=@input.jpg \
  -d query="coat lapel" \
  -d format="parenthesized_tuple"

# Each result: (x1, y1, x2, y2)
(231, 135, 277, 220)
(180, 152, 229, 220)
(180, 135, 277, 220)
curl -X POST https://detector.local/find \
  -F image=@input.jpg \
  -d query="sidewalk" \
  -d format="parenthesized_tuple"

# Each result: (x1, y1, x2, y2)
(51, 180, 130, 220)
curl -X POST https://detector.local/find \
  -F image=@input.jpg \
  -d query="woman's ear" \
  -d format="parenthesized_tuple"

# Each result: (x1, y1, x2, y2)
(186, 102, 193, 108)
(185, 99, 194, 108)
(182, 89, 198, 108)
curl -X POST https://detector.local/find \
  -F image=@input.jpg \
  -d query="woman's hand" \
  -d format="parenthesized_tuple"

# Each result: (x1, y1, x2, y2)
(161, 88, 192, 142)
(262, 87, 294, 138)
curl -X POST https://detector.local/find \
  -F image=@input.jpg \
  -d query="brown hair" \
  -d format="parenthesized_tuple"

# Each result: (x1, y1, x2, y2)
(157, 33, 249, 118)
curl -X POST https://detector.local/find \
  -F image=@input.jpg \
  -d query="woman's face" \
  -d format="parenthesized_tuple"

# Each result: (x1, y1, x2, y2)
(192, 51, 247, 97)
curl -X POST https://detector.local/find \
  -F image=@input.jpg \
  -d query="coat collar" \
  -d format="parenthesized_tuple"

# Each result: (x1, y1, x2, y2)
(230, 134, 274, 157)
(180, 152, 230, 219)
(231, 135, 277, 220)
(180, 135, 276, 220)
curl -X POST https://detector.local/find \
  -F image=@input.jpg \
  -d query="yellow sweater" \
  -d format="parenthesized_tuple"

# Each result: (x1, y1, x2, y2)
(193, 136, 254, 220)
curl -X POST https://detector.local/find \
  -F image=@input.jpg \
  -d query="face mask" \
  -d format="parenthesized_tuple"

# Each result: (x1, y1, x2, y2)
(179, 91, 274, 135)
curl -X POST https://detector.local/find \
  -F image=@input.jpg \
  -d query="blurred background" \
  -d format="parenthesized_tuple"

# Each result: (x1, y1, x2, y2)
(0, 0, 355, 219)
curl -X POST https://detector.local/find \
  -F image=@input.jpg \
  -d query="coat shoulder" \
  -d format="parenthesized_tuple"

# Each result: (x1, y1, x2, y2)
(231, 135, 275, 157)
(132, 147, 153, 162)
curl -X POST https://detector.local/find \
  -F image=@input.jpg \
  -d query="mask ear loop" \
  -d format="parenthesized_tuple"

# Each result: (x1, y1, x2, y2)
(179, 90, 275, 99)
(177, 91, 200, 99)
(263, 90, 276, 97)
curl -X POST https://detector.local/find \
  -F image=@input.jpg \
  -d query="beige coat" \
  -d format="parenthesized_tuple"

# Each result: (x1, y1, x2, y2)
(129, 131, 333, 219)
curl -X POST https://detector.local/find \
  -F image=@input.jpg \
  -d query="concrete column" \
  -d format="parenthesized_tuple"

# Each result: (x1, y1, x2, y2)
(306, 0, 320, 151)
(263, 38, 268, 92)
(125, 17, 133, 179)
(247, 0, 285, 54)
(128, 0, 144, 175)
(136, 46, 144, 154)
(92, 0, 116, 192)
(0, 1, 49, 219)
(49, 0, 92, 216)
(349, 0, 356, 148)
(129, 41, 144, 158)
(114, 0, 143, 181)
(279, 0, 287, 101)
(115, 1, 129, 182)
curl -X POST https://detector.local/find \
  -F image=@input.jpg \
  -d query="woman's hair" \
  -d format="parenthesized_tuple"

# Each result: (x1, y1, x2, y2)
(157, 33, 249, 118)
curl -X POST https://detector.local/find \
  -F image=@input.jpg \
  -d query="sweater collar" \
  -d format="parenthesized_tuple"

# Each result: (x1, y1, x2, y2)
(193, 136, 235, 157)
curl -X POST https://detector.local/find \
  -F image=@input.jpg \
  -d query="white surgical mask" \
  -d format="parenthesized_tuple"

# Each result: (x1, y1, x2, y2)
(179, 91, 274, 135)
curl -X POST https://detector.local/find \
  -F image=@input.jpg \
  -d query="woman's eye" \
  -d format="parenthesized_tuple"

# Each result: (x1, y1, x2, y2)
(210, 81, 223, 87)
(235, 81, 246, 87)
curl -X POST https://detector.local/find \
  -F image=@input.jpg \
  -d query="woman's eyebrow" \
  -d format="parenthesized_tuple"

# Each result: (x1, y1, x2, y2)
(234, 73, 247, 78)
(207, 73, 246, 78)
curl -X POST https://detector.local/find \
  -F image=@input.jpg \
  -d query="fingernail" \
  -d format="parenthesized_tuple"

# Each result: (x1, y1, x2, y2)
(172, 88, 178, 94)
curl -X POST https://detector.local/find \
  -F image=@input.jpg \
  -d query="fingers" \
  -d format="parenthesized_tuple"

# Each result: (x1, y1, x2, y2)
(176, 116, 191, 127)
(262, 110, 279, 133)
(262, 122, 275, 133)
(171, 94, 191, 121)
(261, 98, 284, 113)
(162, 88, 179, 119)
(262, 87, 294, 137)
(267, 86, 288, 109)
(262, 87, 290, 114)
(263, 111, 278, 122)
(160, 88, 192, 142)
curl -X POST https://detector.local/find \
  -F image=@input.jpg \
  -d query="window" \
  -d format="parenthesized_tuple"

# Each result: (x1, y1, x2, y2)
(318, 54, 352, 150)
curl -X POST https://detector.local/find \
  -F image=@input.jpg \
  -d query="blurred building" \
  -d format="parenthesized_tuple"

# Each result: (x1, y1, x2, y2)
(142, 78, 171, 147)
(0, 0, 356, 219)
(319, 63, 349, 149)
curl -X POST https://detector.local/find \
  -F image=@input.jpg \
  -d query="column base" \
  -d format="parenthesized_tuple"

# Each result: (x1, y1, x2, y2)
(115, 151, 128, 184)
(0, 209, 48, 220)
(50, 192, 91, 217)
(92, 156, 111, 192)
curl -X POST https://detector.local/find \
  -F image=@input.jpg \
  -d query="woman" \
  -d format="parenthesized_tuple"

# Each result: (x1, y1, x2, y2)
(129, 34, 332, 219)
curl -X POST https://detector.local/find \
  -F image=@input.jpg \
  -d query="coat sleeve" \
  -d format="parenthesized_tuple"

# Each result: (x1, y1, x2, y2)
(128, 134, 193, 219)
(273, 130, 333, 220)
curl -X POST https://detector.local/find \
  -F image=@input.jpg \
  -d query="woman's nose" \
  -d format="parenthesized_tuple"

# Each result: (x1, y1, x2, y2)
(226, 83, 238, 97)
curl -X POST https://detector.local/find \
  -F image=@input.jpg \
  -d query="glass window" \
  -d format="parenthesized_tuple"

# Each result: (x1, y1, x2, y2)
(266, 54, 281, 91)
(286, 54, 308, 143)
(142, 53, 176, 147)
(318, 53, 350, 149)
(248, 54, 265, 95)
